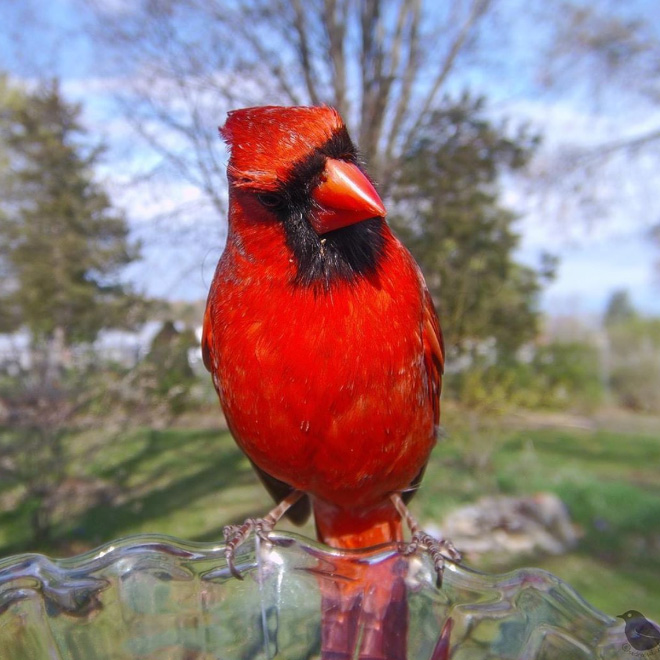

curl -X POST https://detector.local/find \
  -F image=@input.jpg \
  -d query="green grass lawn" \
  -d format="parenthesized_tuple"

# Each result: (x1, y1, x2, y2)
(1, 410, 658, 622)
(418, 410, 660, 622)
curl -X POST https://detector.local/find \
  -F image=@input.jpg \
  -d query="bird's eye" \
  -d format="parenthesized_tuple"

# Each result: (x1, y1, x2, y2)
(257, 193, 284, 209)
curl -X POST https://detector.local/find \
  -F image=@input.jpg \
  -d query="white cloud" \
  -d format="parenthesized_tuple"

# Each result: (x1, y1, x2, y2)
(492, 93, 660, 316)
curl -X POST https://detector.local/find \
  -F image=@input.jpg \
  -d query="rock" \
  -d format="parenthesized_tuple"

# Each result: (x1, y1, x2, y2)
(435, 492, 578, 561)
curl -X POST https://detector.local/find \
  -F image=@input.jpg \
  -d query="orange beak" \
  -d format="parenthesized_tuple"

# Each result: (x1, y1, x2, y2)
(310, 159, 386, 235)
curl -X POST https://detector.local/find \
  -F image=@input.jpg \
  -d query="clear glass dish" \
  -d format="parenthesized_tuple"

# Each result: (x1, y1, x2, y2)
(0, 532, 629, 659)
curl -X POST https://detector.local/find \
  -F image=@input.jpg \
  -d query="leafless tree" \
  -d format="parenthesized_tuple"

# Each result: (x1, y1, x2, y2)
(81, 0, 494, 208)
(529, 1, 660, 245)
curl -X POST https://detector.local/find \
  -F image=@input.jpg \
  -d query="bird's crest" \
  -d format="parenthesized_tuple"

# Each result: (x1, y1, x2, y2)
(220, 105, 344, 189)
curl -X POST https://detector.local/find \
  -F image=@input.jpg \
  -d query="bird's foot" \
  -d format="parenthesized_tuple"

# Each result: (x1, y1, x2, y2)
(402, 531, 462, 588)
(392, 493, 462, 588)
(223, 490, 304, 580)
(223, 518, 274, 580)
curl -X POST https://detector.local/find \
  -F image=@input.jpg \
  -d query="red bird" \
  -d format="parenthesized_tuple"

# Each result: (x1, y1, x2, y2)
(202, 106, 457, 659)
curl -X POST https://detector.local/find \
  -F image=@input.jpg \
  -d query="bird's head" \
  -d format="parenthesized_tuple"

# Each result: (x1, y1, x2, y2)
(618, 610, 645, 621)
(220, 105, 387, 286)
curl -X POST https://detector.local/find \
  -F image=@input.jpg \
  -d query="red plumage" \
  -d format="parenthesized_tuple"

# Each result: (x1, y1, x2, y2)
(202, 105, 449, 659)
(203, 105, 443, 549)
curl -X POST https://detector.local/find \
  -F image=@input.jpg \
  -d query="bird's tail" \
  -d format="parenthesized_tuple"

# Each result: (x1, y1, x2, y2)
(319, 554, 408, 660)
(313, 500, 408, 660)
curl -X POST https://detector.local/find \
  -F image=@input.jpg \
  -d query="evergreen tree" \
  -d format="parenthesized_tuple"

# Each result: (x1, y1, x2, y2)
(0, 74, 28, 333)
(390, 95, 554, 358)
(0, 79, 141, 363)
(604, 289, 637, 327)
(0, 80, 144, 544)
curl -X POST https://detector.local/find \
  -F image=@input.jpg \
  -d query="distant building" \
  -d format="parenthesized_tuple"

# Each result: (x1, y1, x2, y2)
(0, 321, 204, 372)
(0, 329, 31, 373)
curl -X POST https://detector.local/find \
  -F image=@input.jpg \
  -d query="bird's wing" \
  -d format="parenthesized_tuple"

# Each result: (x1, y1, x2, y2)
(201, 303, 215, 373)
(638, 621, 660, 640)
(421, 284, 445, 427)
(403, 280, 444, 505)
(250, 461, 312, 525)
(202, 301, 311, 524)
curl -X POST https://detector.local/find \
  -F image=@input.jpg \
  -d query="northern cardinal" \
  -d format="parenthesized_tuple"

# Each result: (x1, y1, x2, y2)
(203, 106, 457, 660)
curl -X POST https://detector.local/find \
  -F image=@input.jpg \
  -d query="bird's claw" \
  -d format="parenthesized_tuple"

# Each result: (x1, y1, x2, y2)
(391, 493, 461, 588)
(401, 531, 462, 588)
(223, 491, 304, 579)
(223, 518, 274, 579)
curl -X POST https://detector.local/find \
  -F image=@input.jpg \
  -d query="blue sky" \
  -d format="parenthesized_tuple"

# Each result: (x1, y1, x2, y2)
(1, 0, 659, 318)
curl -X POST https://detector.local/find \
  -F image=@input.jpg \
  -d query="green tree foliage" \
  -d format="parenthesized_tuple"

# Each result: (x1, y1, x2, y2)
(0, 74, 26, 174)
(143, 321, 198, 419)
(607, 319, 660, 412)
(0, 75, 28, 333)
(529, 341, 604, 409)
(390, 95, 553, 357)
(0, 79, 142, 355)
(604, 292, 660, 412)
(604, 289, 637, 327)
(0, 79, 144, 545)
(449, 341, 603, 412)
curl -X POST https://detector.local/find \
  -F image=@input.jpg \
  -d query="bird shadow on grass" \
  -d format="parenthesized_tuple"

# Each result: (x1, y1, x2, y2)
(0, 428, 259, 558)
(73, 454, 251, 541)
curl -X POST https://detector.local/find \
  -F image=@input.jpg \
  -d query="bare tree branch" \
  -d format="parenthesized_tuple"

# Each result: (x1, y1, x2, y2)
(364, 0, 414, 178)
(227, 13, 304, 105)
(402, 0, 493, 158)
(384, 0, 422, 184)
(80, 0, 497, 203)
(586, 127, 660, 160)
(359, 0, 385, 159)
(292, 0, 323, 106)
(322, 0, 349, 119)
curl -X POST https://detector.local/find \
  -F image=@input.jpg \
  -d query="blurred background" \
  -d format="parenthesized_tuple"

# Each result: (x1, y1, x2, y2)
(0, 0, 658, 622)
